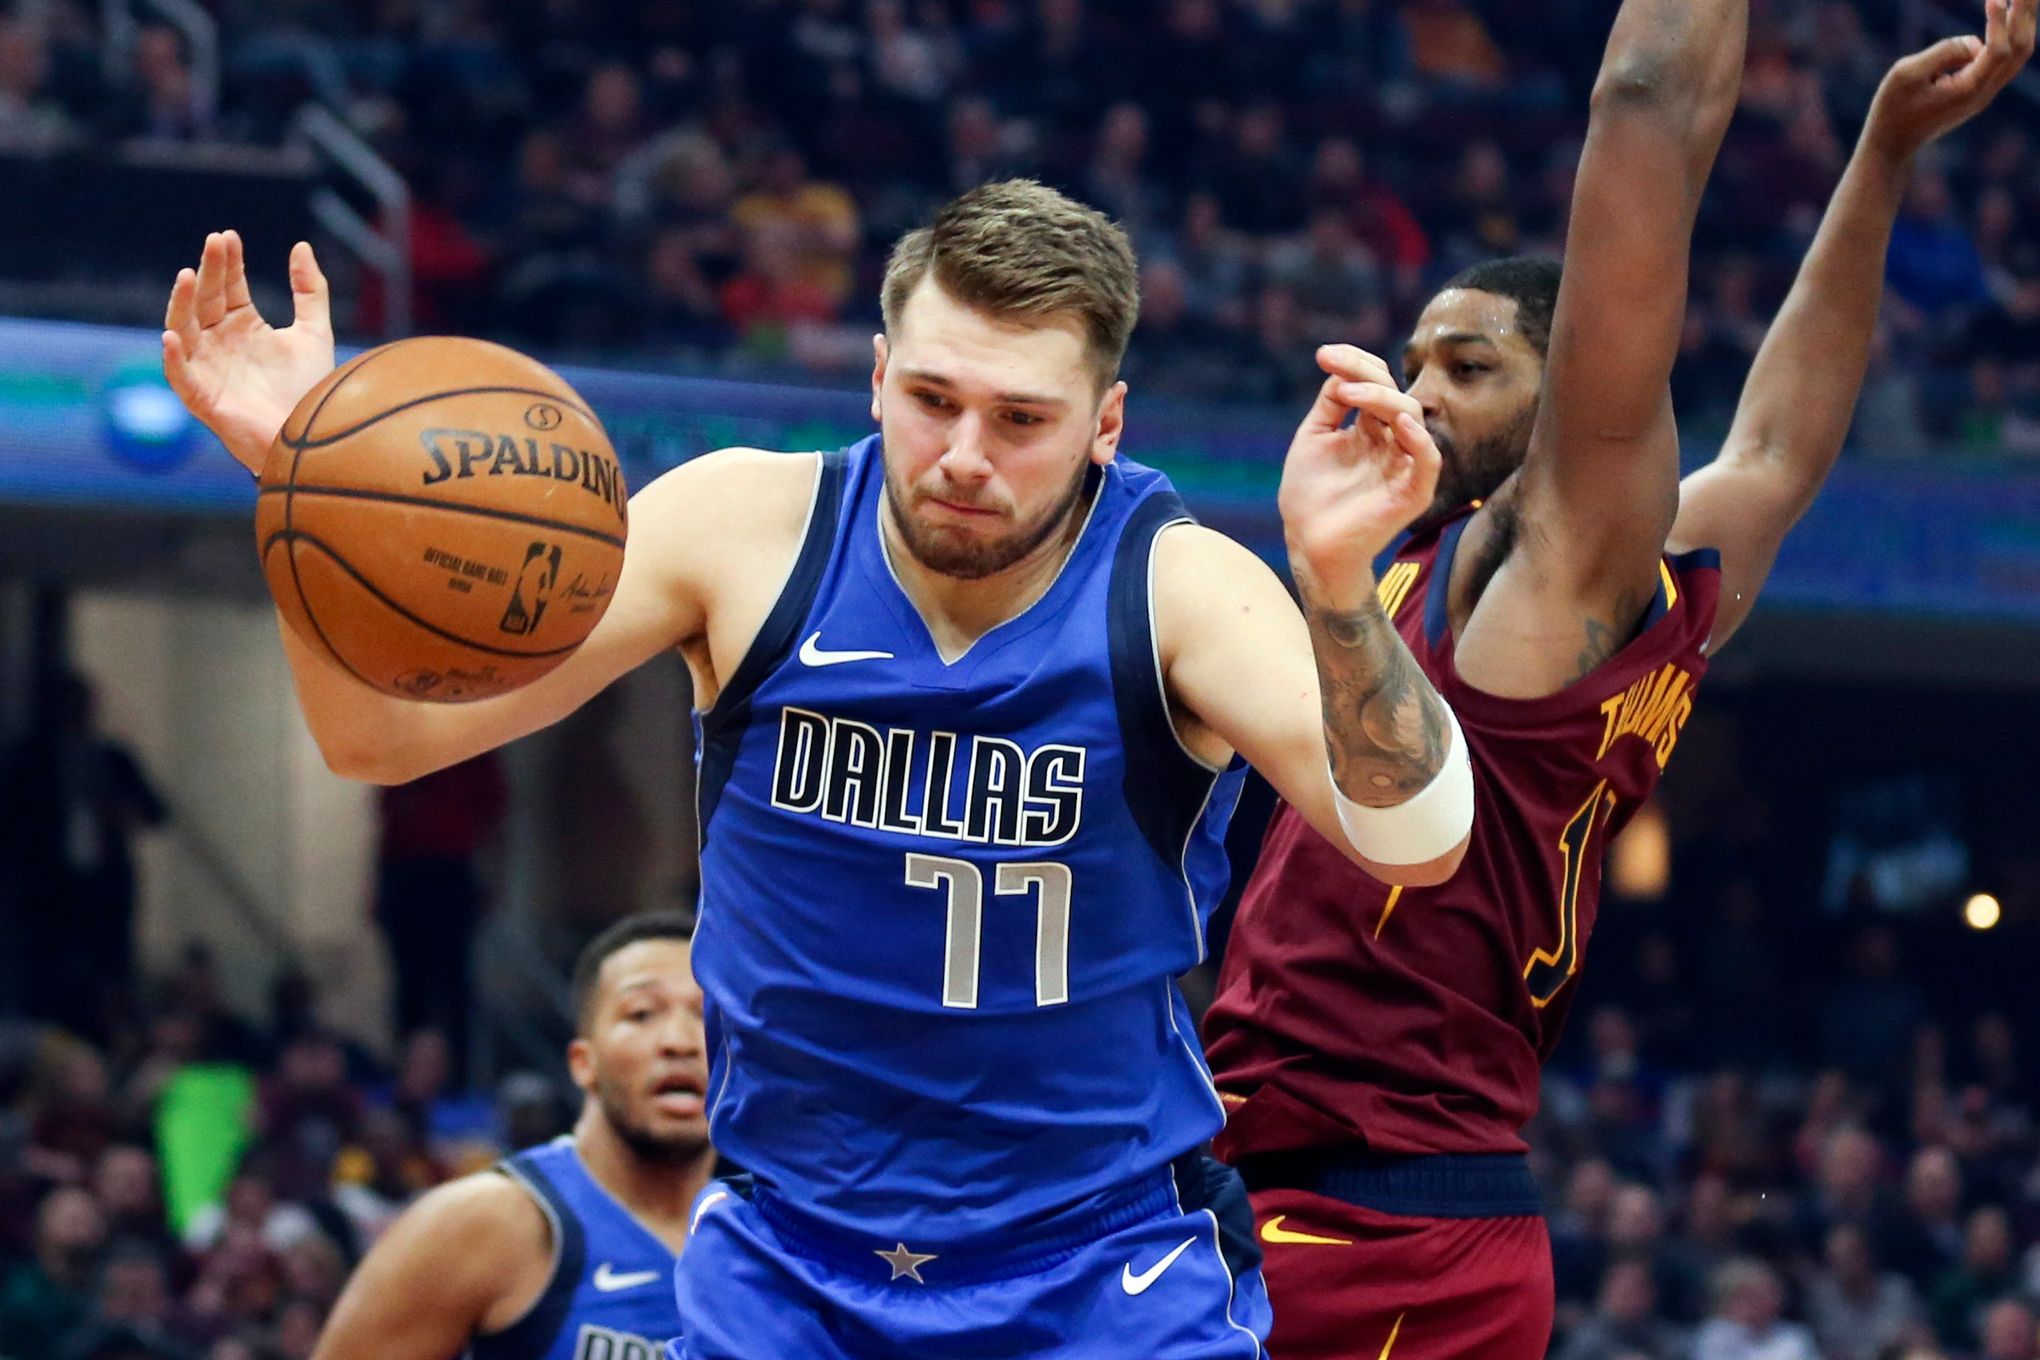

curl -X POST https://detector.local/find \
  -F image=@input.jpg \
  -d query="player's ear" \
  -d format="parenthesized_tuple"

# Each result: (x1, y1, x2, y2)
(1090, 380, 1127, 465)
(871, 334, 889, 424)
(566, 1036, 596, 1094)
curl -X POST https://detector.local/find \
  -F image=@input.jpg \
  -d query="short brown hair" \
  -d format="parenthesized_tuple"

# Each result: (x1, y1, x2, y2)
(881, 179, 1140, 388)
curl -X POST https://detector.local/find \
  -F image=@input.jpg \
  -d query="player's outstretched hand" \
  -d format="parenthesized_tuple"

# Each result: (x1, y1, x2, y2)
(1279, 343, 1441, 604)
(1866, 0, 2036, 165)
(162, 231, 336, 476)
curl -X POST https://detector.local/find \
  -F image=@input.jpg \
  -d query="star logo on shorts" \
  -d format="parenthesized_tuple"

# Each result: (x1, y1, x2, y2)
(875, 1242, 937, 1283)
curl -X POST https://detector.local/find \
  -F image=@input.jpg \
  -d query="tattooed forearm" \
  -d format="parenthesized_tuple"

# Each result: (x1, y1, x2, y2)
(1305, 591, 1452, 807)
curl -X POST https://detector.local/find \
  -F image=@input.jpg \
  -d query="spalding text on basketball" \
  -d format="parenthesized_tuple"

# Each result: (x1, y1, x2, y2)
(416, 427, 629, 517)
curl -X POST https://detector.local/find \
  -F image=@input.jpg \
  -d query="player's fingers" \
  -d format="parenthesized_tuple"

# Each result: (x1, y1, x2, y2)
(193, 231, 228, 329)
(1317, 343, 1399, 391)
(1896, 32, 1981, 83)
(164, 267, 199, 348)
(222, 230, 256, 315)
(2008, 0, 2037, 59)
(1393, 411, 1443, 481)
(1299, 373, 1356, 436)
(160, 329, 183, 385)
(1985, 0, 2013, 55)
(161, 330, 199, 407)
(289, 241, 331, 335)
(1333, 381, 1423, 427)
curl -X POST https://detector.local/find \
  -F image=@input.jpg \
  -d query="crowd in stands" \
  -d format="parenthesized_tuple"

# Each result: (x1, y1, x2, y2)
(0, 943, 573, 1360)
(4, 898, 2040, 1359)
(0, 0, 2035, 449)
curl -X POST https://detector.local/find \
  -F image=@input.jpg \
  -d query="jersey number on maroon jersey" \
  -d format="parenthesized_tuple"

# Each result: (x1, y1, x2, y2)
(1523, 780, 1610, 1008)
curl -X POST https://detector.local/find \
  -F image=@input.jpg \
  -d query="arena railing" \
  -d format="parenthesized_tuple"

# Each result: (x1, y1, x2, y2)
(287, 104, 413, 343)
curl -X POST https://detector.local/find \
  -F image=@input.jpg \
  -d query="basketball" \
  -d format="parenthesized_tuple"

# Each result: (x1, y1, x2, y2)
(255, 336, 628, 703)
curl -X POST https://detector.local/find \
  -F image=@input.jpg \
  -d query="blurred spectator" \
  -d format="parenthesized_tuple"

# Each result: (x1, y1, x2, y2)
(93, 1145, 177, 1267)
(1692, 1258, 1820, 1360)
(373, 754, 507, 1082)
(1085, 102, 1169, 243)
(1304, 137, 1428, 301)
(1820, 926, 1930, 1086)
(181, 1155, 320, 1258)
(1798, 1125, 1888, 1252)
(729, 139, 861, 315)
(0, 672, 165, 1042)
(1884, 1146, 1968, 1289)
(1555, 1258, 1689, 1360)
(0, 1186, 106, 1358)
(1979, 1298, 2040, 1360)
(0, 21, 81, 149)
(1928, 1206, 2020, 1352)
(1405, 0, 1507, 92)
(1203, 103, 1305, 235)
(1807, 1222, 1929, 1360)
(1885, 166, 1994, 336)
(1265, 207, 1390, 352)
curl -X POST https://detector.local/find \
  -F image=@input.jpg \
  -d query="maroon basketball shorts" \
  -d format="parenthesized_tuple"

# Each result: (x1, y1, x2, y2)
(1241, 1156, 1552, 1360)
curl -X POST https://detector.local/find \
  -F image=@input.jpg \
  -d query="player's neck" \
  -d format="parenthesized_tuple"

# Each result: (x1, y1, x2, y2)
(881, 499, 1086, 662)
(575, 1111, 714, 1245)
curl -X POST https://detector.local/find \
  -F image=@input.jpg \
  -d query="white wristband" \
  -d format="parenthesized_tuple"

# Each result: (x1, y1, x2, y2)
(1330, 704, 1473, 866)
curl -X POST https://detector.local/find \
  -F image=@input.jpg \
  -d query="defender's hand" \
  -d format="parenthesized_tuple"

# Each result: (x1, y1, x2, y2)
(1865, 0, 2036, 166)
(161, 231, 337, 475)
(1279, 344, 1440, 609)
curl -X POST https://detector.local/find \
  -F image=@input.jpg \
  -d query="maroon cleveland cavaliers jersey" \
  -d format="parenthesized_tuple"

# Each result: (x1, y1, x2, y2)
(1205, 509, 1722, 1160)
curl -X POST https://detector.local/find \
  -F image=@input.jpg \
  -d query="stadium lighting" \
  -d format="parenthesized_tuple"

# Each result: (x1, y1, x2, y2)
(1964, 893, 2003, 931)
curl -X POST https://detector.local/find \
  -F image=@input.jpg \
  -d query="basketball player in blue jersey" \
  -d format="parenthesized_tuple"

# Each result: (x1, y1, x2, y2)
(164, 179, 1478, 1357)
(307, 914, 709, 1360)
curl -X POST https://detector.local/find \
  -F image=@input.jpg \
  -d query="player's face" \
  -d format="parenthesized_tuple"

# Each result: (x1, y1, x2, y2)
(872, 277, 1125, 580)
(1402, 288, 1543, 522)
(569, 939, 709, 1162)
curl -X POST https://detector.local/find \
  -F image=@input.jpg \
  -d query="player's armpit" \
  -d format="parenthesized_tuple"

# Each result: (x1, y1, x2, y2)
(310, 1173, 553, 1360)
(1153, 525, 1467, 887)
(304, 446, 817, 785)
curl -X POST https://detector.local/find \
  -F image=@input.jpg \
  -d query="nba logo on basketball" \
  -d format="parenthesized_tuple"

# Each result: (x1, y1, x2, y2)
(500, 542, 562, 635)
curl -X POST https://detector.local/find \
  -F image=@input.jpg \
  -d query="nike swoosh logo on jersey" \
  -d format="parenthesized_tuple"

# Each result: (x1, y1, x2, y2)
(592, 1263, 663, 1292)
(799, 632, 894, 667)
(1377, 1312, 1407, 1359)
(1259, 1215, 1354, 1246)
(1120, 1236, 1197, 1295)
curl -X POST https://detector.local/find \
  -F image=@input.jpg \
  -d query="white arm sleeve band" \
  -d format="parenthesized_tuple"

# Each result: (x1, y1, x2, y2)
(1330, 703, 1474, 866)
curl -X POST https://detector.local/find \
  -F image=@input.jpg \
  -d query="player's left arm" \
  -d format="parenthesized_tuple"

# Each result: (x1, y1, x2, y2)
(1160, 352, 1470, 888)
(1668, 0, 2035, 652)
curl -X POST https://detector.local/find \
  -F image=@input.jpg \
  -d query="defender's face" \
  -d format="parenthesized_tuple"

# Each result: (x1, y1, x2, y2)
(872, 277, 1124, 580)
(570, 939, 709, 1160)
(1402, 288, 1543, 517)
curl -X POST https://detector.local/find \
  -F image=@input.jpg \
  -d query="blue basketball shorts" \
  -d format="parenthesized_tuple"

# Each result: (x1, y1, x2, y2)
(669, 1153, 1270, 1359)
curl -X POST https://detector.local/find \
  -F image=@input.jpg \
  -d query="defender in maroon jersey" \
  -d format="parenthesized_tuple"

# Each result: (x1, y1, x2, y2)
(1204, 0, 2036, 1354)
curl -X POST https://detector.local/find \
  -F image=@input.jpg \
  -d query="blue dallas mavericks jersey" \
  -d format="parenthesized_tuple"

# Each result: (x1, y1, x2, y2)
(473, 1138, 681, 1360)
(693, 434, 1247, 1249)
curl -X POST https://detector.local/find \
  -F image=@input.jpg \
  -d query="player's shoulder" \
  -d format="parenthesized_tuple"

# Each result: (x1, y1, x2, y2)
(1150, 523, 1298, 658)
(383, 1166, 554, 1263)
(629, 446, 826, 564)
(1151, 520, 1260, 574)
(637, 446, 823, 516)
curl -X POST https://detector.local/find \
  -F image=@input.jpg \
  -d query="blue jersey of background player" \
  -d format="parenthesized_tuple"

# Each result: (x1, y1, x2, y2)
(306, 915, 711, 1360)
(168, 180, 1475, 1358)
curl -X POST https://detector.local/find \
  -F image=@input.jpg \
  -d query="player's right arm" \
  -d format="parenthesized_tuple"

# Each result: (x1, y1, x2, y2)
(163, 232, 813, 784)
(310, 1173, 554, 1360)
(1454, 0, 1748, 697)
(1669, 0, 2035, 652)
